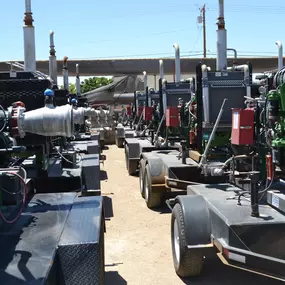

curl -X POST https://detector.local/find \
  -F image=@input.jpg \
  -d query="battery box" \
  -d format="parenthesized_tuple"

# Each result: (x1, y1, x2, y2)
(61, 151, 77, 169)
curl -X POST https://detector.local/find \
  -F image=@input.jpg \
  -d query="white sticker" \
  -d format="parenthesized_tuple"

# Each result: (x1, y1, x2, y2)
(272, 194, 280, 208)
(233, 112, 239, 129)
(215, 72, 222, 77)
(10, 71, 17, 78)
(222, 72, 228, 76)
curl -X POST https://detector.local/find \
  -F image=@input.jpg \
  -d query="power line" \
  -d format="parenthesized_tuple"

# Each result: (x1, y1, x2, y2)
(84, 28, 191, 45)
(71, 51, 281, 60)
(93, 4, 285, 19)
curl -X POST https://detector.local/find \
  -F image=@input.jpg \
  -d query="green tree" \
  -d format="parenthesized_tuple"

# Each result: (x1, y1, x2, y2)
(60, 77, 112, 94)
(60, 83, 76, 94)
(80, 77, 113, 94)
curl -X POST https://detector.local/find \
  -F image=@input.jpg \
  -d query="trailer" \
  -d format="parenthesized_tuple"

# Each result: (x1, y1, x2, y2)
(169, 182, 285, 281)
(167, 0, 285, 281)
(115, 74, 160, 148)
(0, 77, 105, 285)
(0, 2, 105, 283)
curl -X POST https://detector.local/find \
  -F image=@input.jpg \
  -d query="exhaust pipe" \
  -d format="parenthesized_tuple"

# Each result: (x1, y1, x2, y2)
(143, 71, 147, 91)
(76, 64, 81, 96)
(173, 43, 181, 82)
(276, 41, 283, 71)
(23, 0, 36, 72)
(159, 60, 164, 79)
(216, 0, 227, 71)
(49, 30, 57, 85)
(63, 56, 69, 91)
(227, 48, 237, 59)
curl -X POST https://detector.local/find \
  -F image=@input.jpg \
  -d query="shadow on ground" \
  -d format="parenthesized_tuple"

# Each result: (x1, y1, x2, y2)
(105, 271, 127, 285)
(103, 195, 114, 219)
(100, 170, 108, 180)
(180, 256, 283, 285)
(151, 205, 171, 214)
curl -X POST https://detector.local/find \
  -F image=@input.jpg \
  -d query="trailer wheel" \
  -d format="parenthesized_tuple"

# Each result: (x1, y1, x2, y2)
(125, 145, 137, 175)
(139, 159, 146, 198)
(144, 164, 161, 208)
(171, 203, 204, 277)
(116, 137, 124, 148)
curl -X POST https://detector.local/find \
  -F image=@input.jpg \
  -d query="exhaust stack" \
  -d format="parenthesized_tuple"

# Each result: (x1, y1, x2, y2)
(143, 71, 147, 91)
(63, 56, 69, 91)
(49, 30, 57, 85)
(159, 60, 164, 79)
(173, 43, 181, 82)
(276, 41, 283, 71)
(76, 64, 81, 96)
(23, 0, 36, 72)
(216, 0, 227, 70)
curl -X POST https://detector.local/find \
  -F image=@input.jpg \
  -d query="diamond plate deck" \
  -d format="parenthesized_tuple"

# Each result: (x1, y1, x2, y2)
(0, 193, 77, 285)
(57, 196, 103, 285)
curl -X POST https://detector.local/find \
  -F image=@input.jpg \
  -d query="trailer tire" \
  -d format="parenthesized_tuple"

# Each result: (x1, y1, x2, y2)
(125, 145, 137, 175)
(116, 137, 124, 148)
(139, 159, 146, 198)
(144, 164, 161, 208)
(171, 203, 204, 277)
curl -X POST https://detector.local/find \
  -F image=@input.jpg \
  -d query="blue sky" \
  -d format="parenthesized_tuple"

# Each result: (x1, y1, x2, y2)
(1, 0, 285, 61)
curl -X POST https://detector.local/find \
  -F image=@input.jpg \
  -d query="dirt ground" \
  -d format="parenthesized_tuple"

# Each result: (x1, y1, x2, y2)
(101, 145, 283, 285)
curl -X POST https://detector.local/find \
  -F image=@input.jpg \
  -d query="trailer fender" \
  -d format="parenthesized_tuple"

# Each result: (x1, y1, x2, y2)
(125, 139, 140, 159)
(175, 195, 211, 246)
(142, 153, 165, 184)
(115, 126, 125, 138)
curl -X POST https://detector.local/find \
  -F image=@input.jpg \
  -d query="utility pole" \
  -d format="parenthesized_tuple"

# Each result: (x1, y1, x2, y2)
(198, 4, 206, 58)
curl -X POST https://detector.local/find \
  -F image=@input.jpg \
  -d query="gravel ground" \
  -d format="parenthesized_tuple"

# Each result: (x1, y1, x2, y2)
(102, 145, 283, 285)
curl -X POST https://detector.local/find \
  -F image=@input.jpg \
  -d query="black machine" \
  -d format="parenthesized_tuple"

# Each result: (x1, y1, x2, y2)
(168, 64, 285, 282)
(0, 71, 105, 284)
(115, 86, 160, 148)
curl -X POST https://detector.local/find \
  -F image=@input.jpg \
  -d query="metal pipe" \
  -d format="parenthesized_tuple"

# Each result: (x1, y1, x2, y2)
(276, 40, 283, 71)
(63, 56, 69, 91)
(135, 111, 144, 132)
(162, 79, 167, 115)
(159, 60, 164, 79)
(23, 0, 36, 72)
(49, 30, 57, 85)
(199, 98, 227, 167)
(216, 0, 227, 70)
(173, 43, 181, 82)
(154, 113, 166, 142)
(227, 48, 237, 59)
(201, 64, 210, 123)
(143, 71, 147, 91)
(76, 64, 81, 96)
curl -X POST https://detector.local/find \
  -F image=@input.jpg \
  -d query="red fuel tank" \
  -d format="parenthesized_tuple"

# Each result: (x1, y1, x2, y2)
(143, 106, 153, 121)
(166, 106, 179, 127)
(138, 106, 144, 117)
(231, 108, 254, 145)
